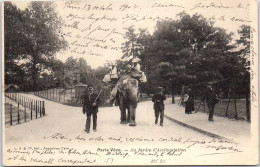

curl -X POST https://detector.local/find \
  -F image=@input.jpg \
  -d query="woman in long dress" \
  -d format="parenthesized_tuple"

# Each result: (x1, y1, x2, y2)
(185, 88, 194, 114)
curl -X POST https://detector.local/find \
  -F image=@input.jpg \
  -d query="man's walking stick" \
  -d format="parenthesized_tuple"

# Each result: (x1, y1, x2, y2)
(94, 89, 103, 104)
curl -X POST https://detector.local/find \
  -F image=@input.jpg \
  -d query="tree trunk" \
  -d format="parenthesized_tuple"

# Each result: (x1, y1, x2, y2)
(32, 58, 38, 91)
(171, 84, 175, 104)
(225, 95, 231, 117)
(179, 85, 185, 106)
(246, 87, 250, 122)
(234, 90, 238, 119)
(171, 90, 175, 104)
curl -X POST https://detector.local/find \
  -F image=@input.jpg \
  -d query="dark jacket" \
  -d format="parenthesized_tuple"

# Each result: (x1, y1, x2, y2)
(82, 92, 100, 114)
(185, 90, 194, 113)
(204, 88, 217, 105)
(152, 93, 166, 111)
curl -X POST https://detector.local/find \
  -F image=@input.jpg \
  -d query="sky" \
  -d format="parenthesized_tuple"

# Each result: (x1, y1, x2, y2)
(11, 0, 252, 69)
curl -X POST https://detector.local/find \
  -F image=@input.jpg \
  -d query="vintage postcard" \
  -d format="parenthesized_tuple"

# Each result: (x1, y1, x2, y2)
(2, 0, 258, 165)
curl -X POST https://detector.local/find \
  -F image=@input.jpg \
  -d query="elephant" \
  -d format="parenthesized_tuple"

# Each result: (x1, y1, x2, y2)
(116, 75, 139, 126)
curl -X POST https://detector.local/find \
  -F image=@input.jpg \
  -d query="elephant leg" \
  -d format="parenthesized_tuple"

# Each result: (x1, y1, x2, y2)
(120, 108, 127, 124)
(129, 105, 136, 126)
(127, 107, 130, 123)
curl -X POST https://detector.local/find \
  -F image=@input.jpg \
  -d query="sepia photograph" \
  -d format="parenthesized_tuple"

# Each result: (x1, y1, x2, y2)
(2, 0, 258, 165)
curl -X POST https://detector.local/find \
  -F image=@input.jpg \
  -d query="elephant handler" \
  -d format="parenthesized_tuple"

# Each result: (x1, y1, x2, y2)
(152, 87, 166, 126)
(82, 84, 100, 133)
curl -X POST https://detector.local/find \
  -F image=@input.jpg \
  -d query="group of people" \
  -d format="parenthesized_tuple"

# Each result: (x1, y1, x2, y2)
(103, 57, 147, 85)
(81, 57, 219, 133)
(81, 84, 166, 133)
(183, 84, 219, 121)
(103, 57, 147, 105)
(81, 57, 149, 133)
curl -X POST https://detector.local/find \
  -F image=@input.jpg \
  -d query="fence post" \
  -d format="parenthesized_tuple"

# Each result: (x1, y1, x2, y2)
(40, 101, 42, 117)
(43, 101, 45, 116)
(203, 100, 206, 112)
(24, 104, 26, 122)
(59, 89, 61, 102)
(71, 88, 73, 103)
(10, 104, 12, 126)
(31, 102, 33, 120)
(35, 101, 38, 119)
(18, 103, 20, 124)
(56, 88, 57, 102)
(64, 90, 65, 103)
(32, 100, 34, 111)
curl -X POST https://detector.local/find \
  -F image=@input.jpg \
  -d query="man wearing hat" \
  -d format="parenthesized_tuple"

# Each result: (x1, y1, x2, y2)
(204, 84, 218, 121)
(152, 87, 166, 126)
(82, 84, 100, 133)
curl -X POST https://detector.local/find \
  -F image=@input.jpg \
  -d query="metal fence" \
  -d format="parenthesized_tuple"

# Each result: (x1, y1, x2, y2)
(176, 96, 248, 120)
(34, 87, 111, 106)
(5, 93, 45, 126)
(34, 87, 154, 107)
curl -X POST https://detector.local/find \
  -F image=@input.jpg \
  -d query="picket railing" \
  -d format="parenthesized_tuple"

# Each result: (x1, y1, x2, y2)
(5, 93, 45, 126)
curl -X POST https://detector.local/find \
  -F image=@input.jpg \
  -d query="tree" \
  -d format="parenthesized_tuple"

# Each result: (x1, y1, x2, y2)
(64, 56, 80, 87)
(120, 13, 250, 115)
(152, 13, 234, 86)
(78, 57, 92, 84)
(122, 26, 139, 59)
(13, 2, 67, 90)
(236, 25, 250, 121)
(139, 13, 236, 98)
(4, 2, 30, 89)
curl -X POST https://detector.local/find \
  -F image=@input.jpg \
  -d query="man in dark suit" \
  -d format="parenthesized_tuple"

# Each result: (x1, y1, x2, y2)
(152, 87, 166, 126)
(204, 85, 218, 121)
(82, 85, 100, 133)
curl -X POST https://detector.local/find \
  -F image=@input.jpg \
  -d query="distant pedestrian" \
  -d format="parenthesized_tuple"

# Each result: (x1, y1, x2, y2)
(204, 85, 219, 121)
(184, 88, 194, 114)
(152, 87, 166, 126)
(82, 84, 100, 133)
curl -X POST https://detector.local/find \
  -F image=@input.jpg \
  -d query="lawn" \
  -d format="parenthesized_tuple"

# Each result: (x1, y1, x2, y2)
(194, 99, 247, 119)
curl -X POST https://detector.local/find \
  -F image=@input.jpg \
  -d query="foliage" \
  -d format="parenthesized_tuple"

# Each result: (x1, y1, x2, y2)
(4, 2, 68, 90)
(121, 12, 249, 98)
